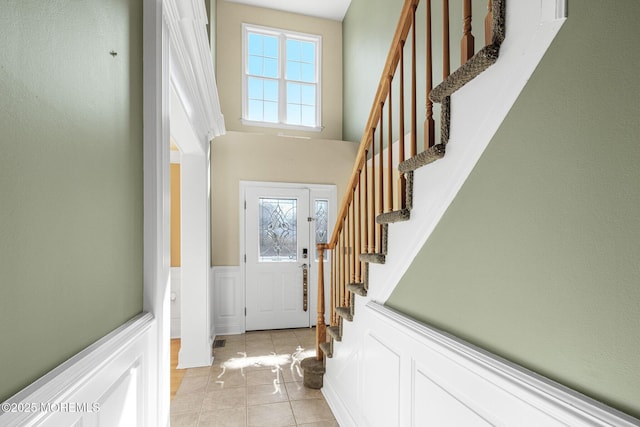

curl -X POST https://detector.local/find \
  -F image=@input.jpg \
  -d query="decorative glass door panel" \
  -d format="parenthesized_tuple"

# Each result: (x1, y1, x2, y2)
(259, 198, 298, 262)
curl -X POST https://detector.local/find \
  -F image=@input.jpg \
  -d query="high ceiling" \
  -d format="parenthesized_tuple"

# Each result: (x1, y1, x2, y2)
(223, 0, 352, 21)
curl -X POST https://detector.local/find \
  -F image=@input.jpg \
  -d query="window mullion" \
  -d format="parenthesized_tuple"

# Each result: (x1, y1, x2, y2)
(279, 34, 287, 124)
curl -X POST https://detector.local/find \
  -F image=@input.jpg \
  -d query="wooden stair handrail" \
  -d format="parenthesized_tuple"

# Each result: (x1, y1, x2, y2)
(327, 0, 420, 250)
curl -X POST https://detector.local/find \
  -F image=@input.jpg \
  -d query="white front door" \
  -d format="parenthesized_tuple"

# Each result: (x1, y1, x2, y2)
(244, 183, 335, 331)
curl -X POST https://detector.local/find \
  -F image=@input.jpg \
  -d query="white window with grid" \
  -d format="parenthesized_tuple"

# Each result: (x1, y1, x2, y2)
(242, 24, 322, 131)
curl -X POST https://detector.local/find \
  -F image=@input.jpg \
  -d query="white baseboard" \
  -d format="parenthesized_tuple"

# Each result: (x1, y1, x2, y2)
(0, 313, 156, 426)
(211, 266, 244, 336)
(324, 302, 639, 426)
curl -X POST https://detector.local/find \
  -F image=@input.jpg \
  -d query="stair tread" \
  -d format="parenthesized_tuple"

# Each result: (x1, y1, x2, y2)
(399, 144, 446, 173)
(347, 282, 367, 296)
(335, 306, 354, 322)
(360, 253, 386, 264)
(319, 341, 333, 358)
(327, 326, 342, 341)
(430, 44, 500, 104)
(377, 209, 411, 224)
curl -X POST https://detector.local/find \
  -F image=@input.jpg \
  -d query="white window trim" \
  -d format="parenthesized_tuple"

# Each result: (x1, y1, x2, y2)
(241, 23, 323, 132)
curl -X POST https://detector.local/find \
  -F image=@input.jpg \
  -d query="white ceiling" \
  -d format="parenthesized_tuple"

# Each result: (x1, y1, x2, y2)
(224, 0, 352, 21)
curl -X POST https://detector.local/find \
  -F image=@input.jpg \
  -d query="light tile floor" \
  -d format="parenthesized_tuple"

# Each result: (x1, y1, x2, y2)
(170, 328, 338, 427)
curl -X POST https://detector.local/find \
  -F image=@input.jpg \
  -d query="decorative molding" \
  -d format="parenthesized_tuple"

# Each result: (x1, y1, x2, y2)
(212, 266, 244, 336)
(0, 313, 154, 426)
(164, 0, 225, 153)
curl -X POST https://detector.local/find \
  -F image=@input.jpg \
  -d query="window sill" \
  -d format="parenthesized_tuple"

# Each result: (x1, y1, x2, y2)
(241, 119, 323, 133)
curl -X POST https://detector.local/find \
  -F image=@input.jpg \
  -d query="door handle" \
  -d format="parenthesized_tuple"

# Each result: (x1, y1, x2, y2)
(301, 263, 308, 312)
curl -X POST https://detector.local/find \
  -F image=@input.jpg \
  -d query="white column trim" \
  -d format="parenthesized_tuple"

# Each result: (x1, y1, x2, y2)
(143, 0, 171, 424)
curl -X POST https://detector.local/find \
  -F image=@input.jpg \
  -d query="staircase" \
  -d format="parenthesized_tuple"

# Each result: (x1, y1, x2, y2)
(301, 0, 507, 380)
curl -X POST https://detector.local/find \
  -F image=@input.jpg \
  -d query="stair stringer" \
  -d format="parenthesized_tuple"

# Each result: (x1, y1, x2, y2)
(365, 0, 568, 304)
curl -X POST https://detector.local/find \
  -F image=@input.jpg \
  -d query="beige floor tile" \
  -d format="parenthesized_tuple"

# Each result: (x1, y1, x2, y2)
(290, 399, 335, 424)
(183, 366, 213, 378)
(214, 350, 247, 362)
(202, 387, 247, 411)
(297, 421, 339, 427)
(247, 383, 289, 406)
(247, 401, 296, 427)
(219, 334, 246, 343)
(245, 331, 273, 342)
(169, 411, 200, 427)
(284, 382, 323, 401)
(170, 391, 204, 414)
(246, 368, 282, 386)
(198, 407, 247, 427)
(280, 365, 304, 383)
(271, 335, 299, 344)
(273, 343, 304, 354)
(177, 376, 209, 395)
(209, 368, 247, 389)
(244, 344, 274, 352)
(171, 329, 338, 426)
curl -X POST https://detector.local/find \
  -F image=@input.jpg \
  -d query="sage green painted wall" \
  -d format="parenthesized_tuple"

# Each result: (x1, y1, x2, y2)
(387, 1, 640, 419)
(0, 1, 143, 402)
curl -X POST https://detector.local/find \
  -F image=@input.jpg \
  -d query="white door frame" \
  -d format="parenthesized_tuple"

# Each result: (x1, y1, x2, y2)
(239, 181, 337, 332)
(144, 0, 225, 422)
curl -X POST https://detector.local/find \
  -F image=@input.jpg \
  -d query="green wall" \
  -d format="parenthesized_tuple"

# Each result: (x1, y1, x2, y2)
(0, 1, 143, 402)
(387, 1, 640, 419)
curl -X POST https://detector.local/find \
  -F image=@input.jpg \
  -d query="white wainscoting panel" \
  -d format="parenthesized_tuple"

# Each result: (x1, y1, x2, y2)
(212, 266, 243, 335)
(170, 267, 181, 339)
(323, 301, 640, 427)
(361, 334, 401, 427)
(0, 313, 155, 427)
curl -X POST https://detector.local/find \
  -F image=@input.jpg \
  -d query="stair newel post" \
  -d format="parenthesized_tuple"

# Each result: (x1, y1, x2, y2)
(425, 0, 435, 150)
(410, 5, 417, 157)
(370, 133, 377, 253)
(443, 0, 450, 78)
(373, 102, 385, 253)
(363, 149, 369, 255)
(331, 246, 336, 325)
(387, 77, 394, 212)
(315, 244, 327, 361)
(343, 219, 348, 306)
(356, 171, 362, 283)
(338, 226, 345, 307)
(398, 44, 407, 210)
(349, 196, 356, 284)
(484, 0, 493, 46)
(348, 200, 355, 311)
(378, 104, 384, 237)
(461, 0, 474, 64)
